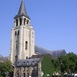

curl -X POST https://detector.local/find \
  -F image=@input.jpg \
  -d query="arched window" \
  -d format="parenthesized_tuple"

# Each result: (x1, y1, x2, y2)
(16, 19, 18, 26)
(18, 30, 20, 35)
(25, 41, 28, 50)
(24, 18, 26, 25)
(26, 56, 28, 59)
(20, 18, 22, 25)
(15, 55, 18, 62)
(27, 20, 29, 24)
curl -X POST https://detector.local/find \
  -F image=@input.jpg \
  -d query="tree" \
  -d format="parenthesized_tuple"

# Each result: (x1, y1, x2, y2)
(0, 60, 13, 77)
(67, 52, 77, 73)
(54, 52, 77, 74)
(52, 52, 77, 77)
(41, 55, 55, 77)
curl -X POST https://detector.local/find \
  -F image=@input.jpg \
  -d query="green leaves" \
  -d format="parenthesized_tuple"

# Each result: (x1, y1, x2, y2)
(54, 52, 77, 73)
(0, 60, 13, 76)
(43, 52, 77, 77)
(41, 53, 77, 76)
(41, 55, 55, 77)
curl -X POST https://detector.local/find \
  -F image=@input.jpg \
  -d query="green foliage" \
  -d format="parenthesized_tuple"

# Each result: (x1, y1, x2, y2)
(0, 60, 13, 76)
(0, 75, 3, 77)
(41, 52, 77, 77)
(66, 52, 77, 73)
(53, 52, 77, 74)
(41, 55, 55, 77)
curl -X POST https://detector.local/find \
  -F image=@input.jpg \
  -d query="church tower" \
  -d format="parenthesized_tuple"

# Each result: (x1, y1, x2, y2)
(10, 0, 35, 63)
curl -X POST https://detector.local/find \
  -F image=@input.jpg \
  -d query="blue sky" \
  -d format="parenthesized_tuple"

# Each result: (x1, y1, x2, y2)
(0, 0, 77, 56)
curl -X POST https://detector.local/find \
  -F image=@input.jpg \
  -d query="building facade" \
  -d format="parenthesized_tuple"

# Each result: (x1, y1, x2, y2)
(13, 58, 42, 77)
(10, 0, 35, 64)
(9, 0, 43, 77)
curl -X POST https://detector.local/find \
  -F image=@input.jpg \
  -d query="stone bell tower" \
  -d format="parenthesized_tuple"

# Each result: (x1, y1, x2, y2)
(10, 0, 35, 64)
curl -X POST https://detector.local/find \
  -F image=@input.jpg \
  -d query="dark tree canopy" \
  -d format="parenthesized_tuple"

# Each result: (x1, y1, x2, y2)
(0, 60, 13, 77)
(53, 52, 77, 74)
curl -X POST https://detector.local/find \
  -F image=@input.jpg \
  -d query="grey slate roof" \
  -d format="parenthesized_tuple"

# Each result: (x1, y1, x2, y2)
(15, 58, 41, 67)
(35, 45, 51, 54)
(14, 0, 30, 19)
(35, 45, 66, 58)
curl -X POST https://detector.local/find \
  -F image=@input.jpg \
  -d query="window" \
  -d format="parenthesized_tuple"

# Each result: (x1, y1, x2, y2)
(24, 18, 26, 25)
(18, 30, 19, 35)
(23, 73, 25, 77)
(15, 55, 18, 62)
(27, 73, 29, 77)
(20, 18, 22, 25)
(15, 31, 20, 36)
(16, 19, 18, 26)
(27, 20, 29, 24)
(25, 41, 28, 50)
(26, 56, 28, 59)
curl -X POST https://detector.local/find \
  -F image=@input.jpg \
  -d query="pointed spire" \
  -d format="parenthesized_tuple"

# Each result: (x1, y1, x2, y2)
(14, 0, 30, 19)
